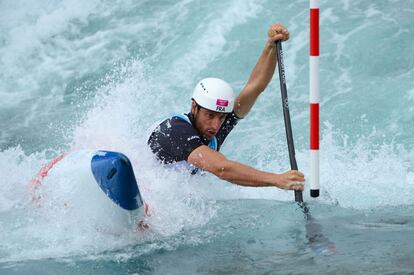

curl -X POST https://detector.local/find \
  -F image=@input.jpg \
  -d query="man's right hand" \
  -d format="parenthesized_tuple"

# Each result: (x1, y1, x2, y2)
(188, 145, 306, 191)
(276, 170, 305, 191)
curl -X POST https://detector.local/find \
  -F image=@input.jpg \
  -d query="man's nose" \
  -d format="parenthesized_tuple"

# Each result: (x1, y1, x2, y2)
(211, 117, 222, 130)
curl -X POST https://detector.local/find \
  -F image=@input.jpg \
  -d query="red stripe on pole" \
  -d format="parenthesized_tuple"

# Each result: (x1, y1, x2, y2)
(310, 103, 319, 149)
(310, 8, 319, 56)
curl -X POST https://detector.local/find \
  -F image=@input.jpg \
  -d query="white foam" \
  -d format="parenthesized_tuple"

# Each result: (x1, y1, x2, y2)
(0, 0, 100, 101)
(407, 88, 414, 101)
(1, 0, 414, 264)
(0, 146, 44, 211)
(365, 5, 382, 18)
(164, 0, 262, 87)
(318, 122, 414, 209)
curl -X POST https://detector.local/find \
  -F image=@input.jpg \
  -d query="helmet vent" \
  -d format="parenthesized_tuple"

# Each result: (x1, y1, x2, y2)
(192, 77, 234, 113)
(200, 82, 208, 93)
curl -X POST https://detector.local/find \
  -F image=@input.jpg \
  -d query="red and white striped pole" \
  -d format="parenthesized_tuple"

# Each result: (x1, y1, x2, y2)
(310, 0, 320, 197)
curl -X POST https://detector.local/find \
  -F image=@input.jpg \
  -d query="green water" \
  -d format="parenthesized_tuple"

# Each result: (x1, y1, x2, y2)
(1, 0, 413, 273)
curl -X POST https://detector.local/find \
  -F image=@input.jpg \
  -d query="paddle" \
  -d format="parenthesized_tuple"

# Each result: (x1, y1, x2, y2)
(274, 41, 306, 207)
(275, 40, 336, 255)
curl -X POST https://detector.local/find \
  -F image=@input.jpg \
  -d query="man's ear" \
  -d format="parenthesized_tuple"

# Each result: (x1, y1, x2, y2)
(191, 100, 197, 114)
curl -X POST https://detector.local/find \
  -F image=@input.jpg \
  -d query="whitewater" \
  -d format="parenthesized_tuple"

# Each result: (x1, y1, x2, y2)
(1, 0, 413, 273)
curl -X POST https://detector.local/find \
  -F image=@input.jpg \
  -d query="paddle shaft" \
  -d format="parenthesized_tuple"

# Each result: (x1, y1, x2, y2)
(274, 42, 336, 252)
(275, 41, 304, 203)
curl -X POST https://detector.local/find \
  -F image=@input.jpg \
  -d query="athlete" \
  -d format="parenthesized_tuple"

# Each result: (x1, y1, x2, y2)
(148, 23, 305, 191)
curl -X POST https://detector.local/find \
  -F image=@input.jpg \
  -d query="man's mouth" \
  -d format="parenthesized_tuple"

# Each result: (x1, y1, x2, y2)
(206, 130, 216, 137)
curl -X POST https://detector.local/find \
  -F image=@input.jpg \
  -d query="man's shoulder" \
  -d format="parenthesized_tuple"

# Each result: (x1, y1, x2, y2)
(150, 114, 198, 138)
(163, 114, 194, 131)
(148, 113, 204, 164)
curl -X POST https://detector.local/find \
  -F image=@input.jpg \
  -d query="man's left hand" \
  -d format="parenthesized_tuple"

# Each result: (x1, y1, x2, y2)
(267, 23, 289, 46)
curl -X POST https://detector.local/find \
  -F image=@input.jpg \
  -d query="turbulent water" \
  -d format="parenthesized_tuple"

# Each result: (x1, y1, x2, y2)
(1, 0, 414, 274)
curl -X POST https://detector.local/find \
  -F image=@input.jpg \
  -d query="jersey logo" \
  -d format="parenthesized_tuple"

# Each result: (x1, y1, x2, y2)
(187, 135, 198, 141)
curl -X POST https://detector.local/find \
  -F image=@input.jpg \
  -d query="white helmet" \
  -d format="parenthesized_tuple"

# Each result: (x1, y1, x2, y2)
(192, 77, 235, 113)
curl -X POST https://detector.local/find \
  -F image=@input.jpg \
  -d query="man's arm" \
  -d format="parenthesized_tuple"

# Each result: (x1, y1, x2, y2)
(234, 23, 289, 118)
(187, 145, 304, 190)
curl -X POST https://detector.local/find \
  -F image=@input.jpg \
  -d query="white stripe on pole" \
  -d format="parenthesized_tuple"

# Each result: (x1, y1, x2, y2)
(310, 150, 319, 189)
(310, 0, 319, 8)
(310, 57, 319, 103)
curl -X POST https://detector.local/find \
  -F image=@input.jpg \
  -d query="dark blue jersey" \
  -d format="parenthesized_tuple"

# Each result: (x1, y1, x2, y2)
(147, 112, 240, 165)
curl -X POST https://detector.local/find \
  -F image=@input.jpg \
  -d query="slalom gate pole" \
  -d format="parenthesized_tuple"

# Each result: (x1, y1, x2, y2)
(310, 0, 320, 197)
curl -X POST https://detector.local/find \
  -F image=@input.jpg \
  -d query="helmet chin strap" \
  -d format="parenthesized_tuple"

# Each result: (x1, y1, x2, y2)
(190, 103, 210, 141)
(190, 101, 201, 121)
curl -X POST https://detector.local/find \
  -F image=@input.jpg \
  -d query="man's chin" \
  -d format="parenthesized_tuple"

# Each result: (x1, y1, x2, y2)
(203, 133, 214, 140)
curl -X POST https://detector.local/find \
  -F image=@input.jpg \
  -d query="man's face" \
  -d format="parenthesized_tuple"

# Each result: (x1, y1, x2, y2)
(191, 101, 227, 140)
